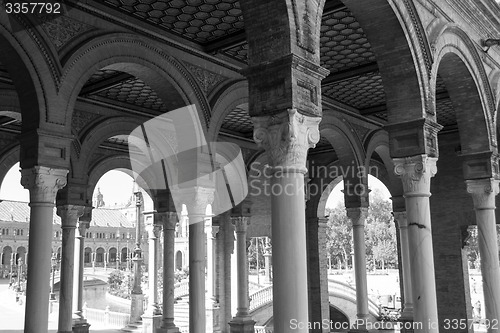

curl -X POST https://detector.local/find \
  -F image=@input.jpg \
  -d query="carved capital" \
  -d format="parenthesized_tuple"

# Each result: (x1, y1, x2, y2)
(156, 211, 178, 230)
(466, 178, 499, 210)
(393, 155, 438, 196)
(392, 211, 408, 228)
(171, 186, 215, 217)
(231, 216, 250, 233)
(76, 220, 90, 237)
(346, 207, 368, 227)
(252, 109, 320, 172)
(56, 205, 85, 228)
(145, 222, 162, 239)
(207, 225, 220, 238)
(21, 166, 68, 203)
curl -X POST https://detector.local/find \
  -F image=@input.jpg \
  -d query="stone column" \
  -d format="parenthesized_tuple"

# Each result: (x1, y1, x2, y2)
(346, 207, 369, 332)
(173, 187, 214, 333)
(466, 178, 500, 332)
(229, 214, 255, 333)
(206, 220, 220, 333)
(263, 241, 272, 284)
(56, 205, 85, 333)
(143, 212, 162, 332)
(21, 166, 68, 333)
(393, 211, 414, 322)
(225, 216, 236, 332)
(252, 109, 319, 333)
(157, 212, 180, 333)
(73, 213, 91, 333)
(393, 155, 439, 332)
(306, 217, 330, 333)
(130, 190, 144, 323)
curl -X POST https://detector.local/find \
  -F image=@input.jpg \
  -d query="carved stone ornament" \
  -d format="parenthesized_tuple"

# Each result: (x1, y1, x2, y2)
(171, 186, 215, 217)
(465, 178, 500, 210)
(156, 211, 178, 230)
(21, 166, 68, 203)
(392, 211, 408, 229)
(252, 109, 320, 172)
(231, 216, 250, 233)
(145, 223, 162, 239)
(393, 155, 438, 195)
(56, 205, 85, 228)
(346, 207, 368, 227)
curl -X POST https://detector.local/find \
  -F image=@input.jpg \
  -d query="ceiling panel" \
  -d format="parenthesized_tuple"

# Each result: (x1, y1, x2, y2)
(103, 0, 244, 44)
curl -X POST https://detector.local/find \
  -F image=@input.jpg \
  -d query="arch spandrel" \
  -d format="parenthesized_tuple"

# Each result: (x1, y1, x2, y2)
(59, 33, 211, 132)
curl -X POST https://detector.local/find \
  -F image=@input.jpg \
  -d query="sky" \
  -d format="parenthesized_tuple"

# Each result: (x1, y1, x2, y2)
(0, 164, 390, 210)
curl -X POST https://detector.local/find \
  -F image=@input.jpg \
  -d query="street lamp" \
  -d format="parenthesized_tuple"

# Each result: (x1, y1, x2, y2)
(17, 257, 23, 292)
(9, 256, 14, 287)
(116, 230, 120, 270)
(50, 253, 57, 300)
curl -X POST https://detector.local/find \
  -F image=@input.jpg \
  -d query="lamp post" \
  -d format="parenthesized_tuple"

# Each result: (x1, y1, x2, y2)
(9, 257, 14, 287)
(50, 253, 57, 300)
(17, 257, 23, 292)
(116, 230, 120, 270)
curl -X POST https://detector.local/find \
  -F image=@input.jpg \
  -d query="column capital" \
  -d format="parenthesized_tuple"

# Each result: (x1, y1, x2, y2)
(21, 166, 68, 203)
(56, 205, 85, 228)
(346, 207, 368, 227)
(392, 211, 408, 228)
(252, 109, 320, 172)
(145, 222, 162, 239)
(393, 154, 438, 196)
(231, 216, 250, 233)
(206, 224, 220, 238)
(466, 178, 499, 210)
(170, 186, 214, 217)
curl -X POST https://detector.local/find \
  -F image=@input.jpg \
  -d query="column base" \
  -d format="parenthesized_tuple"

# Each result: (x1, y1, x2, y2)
(207, 301, 221, 333)
(130, 293, 145, 323)
(72, 321, 90, 333)
(229, 317, 255, 333)
(142, 314, 162, 333)
(156, 324, 180, 333)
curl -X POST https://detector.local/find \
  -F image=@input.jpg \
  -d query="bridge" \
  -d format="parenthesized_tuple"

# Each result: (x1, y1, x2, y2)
(53, 267, 113, 285)
(248, 278, 381, 329)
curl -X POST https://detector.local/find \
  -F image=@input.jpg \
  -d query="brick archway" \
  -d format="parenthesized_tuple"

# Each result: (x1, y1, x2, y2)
(59, 33, 211, 131)
(431, 25, 496, 153)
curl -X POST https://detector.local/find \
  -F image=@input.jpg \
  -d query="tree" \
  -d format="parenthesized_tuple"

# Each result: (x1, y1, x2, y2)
(326, 203, 352, 270)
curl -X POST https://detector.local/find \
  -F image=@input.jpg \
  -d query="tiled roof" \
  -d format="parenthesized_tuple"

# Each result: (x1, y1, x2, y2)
(0, 200, 130, 227)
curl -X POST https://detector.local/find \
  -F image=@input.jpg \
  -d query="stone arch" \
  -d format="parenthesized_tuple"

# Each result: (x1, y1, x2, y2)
(431, 25, 496, 153)
(2, 245, 12, 265)
(340, 0, 432, 121)
(95, 247, 105, 264)
(208, 80, 248, 142)
(86, 154, 158, 208)
(60, 33, 210, 130)
(175, 250, 183, 270)
(74, 116, 144, 178)
(319, 113, 365, 169)
(239, 0, 327, 65)
(84, 247, 92, 264)
(0, 145, 20, 187)
(0, 18, 58, 130)
(364, 130, 403, 197)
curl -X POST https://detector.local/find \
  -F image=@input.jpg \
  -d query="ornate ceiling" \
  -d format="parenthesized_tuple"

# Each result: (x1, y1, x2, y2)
(0, 0, 459, 152)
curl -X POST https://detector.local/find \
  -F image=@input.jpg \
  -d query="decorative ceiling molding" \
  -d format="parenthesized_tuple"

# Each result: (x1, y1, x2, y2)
(40, 15, 94, 50)
(183, 61, 227, 96)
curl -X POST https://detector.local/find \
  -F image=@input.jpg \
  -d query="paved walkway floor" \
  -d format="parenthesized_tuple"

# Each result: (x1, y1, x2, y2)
(0, 279, 121, 333)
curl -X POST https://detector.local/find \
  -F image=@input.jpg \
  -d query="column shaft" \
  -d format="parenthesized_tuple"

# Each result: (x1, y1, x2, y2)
(145, 221, 161, 315)
(394, 212, 414, 321)
(21, 167, 68, 333)
(57, 205, 84, 333)
(467, 179, 500, 333)
(347, 208, 369, 331)
(159, 212, 179, 332)
(189, 217, 206, 333)
(272, 172, 308, 331)
(394, 155, 439, 333)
